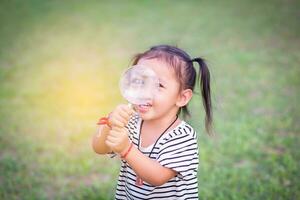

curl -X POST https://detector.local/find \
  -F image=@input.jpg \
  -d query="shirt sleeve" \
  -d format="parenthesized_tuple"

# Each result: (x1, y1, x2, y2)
(157, 129, 199, 180)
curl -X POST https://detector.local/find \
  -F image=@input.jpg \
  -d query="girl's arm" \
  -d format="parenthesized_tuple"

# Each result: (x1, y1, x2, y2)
(125, 146, 177, 186)
(106, 127, 177, 186)
(92, 125, 112, 154)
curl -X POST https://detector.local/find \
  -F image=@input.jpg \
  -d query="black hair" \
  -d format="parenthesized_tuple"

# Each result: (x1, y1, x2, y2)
(131, 45, 213, 134)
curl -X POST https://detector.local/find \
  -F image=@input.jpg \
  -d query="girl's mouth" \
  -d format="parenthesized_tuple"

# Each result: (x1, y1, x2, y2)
(137, 103, 152, 113)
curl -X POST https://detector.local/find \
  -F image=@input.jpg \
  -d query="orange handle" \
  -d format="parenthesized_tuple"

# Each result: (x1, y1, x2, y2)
(97, 117, 111, 128)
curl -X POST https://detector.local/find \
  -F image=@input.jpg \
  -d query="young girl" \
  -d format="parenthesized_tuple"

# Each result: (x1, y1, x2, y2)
(92, 45, 212, 200)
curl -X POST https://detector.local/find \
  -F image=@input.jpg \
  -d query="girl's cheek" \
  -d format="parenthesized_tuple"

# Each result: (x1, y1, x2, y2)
(153, 93, 162, 103)
(153, 89, 162, 99)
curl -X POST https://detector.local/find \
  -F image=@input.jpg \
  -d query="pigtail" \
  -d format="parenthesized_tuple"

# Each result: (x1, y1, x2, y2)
(191, 58, 213, 135)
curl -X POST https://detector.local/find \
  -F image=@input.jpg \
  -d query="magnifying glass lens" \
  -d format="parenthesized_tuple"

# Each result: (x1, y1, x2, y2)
(119, 65, 159, 105)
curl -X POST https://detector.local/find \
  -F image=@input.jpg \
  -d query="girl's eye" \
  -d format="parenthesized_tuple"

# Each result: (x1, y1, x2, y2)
(132, 78, 144, 85)
(159, 83, 164, 88)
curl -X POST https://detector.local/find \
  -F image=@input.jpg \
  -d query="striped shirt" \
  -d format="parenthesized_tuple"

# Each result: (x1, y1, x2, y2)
(111, 114, 199, 200)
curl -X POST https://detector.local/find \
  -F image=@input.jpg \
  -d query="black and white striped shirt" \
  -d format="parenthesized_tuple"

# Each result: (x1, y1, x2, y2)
(112, 114, 199, 200)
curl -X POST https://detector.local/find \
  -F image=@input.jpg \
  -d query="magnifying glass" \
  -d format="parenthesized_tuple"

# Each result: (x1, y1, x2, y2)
(119, 65, 159, 107)
(97, 65, 159, 135)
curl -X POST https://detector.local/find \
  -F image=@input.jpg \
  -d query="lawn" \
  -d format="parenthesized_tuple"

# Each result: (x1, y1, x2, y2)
(0, 0, 299, 199)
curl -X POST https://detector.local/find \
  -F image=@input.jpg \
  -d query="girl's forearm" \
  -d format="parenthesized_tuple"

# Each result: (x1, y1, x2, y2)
(92, 125, 112, 154)
(124, 146, 176, 186)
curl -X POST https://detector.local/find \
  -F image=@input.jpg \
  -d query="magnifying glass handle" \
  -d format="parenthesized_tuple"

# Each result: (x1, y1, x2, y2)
(128, 103, 137, 112)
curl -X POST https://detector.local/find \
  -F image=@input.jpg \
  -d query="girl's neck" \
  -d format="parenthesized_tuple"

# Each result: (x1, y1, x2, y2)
(139, 109, 181, 147)
(142, 110, 180, 132)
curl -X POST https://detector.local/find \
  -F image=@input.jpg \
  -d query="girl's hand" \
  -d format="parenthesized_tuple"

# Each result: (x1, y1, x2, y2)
(109, 104, 134, 128)
(105, 126, 131, 154)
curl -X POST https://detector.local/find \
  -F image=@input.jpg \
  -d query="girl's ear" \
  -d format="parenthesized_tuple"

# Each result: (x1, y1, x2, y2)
(176, 89, 193, 107)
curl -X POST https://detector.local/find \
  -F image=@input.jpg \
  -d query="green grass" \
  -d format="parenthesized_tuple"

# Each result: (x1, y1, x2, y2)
(0, 0, 299, 199)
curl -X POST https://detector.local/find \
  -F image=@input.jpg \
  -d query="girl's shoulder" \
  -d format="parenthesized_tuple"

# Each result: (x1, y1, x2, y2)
(178, 120, 194, 134)
(161, 120, 197, 143)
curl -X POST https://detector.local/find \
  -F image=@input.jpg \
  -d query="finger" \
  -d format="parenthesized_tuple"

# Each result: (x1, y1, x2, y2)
(110, 129, 128, 138)
(121, 105, 135, 116)
(118, 109, 131, 121)
(106, 134, 118, 142)
(114, 115, 128, 126)
(111, 105, 132, 124)
(108, 130, 122, 139)
(111, 126, 127, 133)
(115, 104, 128, 115)
(111, 126, 124, 132)
(109, 130, 121, 138)
(105, 140, 115, 148)
(107, 131, 120, 141)
(109, 117, 124, 127)
(111, 110, 128, 122)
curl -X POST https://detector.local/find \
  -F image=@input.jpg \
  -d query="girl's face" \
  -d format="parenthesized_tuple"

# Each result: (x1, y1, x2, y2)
(134, 58, 182, 121)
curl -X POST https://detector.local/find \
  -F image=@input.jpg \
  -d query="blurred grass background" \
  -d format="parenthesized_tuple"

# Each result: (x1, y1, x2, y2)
(0, 0, 299, 199)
